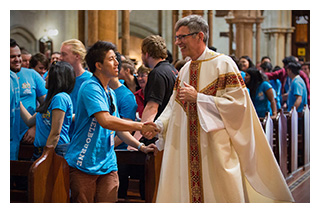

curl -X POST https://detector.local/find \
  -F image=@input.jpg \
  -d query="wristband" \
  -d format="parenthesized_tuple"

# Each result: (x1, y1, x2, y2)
(138, 142, 145, 151)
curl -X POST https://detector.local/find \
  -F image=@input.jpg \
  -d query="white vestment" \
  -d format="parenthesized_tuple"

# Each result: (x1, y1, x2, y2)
(155, 48, 294, 203)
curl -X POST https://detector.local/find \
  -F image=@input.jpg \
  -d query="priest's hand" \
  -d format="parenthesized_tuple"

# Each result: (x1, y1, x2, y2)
(179, 81, 198, 103)
(141, 122, 160, 139)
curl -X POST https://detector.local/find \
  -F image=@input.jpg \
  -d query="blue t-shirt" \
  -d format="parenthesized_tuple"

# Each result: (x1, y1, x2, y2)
(253, 81, 273, 118)
(270, 79, 282, 109)
(114, 84, 137, 121)
(287, 76, 308, 112)
(284, 76, 292, 93)
(10, 71, 20, 160)
(114, 84, 137, 150)
(33, 92, 73, 147)
(68, 70, 93, 137)
(15, 67, 47, 141)
(65, 76, 119, 175)
(43, 71, 48, 80)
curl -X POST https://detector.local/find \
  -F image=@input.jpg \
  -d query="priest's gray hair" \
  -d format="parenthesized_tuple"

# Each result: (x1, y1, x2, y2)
(175, 14, 209, 44)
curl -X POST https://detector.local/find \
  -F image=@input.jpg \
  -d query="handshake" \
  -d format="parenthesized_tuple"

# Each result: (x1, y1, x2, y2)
(141, 122, 160, 140)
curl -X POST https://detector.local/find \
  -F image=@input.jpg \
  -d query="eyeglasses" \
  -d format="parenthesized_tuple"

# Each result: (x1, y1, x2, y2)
(175, 32, 199, 41)
(137, 74, 148, 78)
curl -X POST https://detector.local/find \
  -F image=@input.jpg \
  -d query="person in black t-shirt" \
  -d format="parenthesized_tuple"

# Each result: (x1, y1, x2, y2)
(133, 35, 176, 144)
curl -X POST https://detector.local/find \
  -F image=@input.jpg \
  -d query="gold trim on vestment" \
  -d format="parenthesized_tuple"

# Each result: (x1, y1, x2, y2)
(187, 60, 204, 203)
(200, 72, 246, 95)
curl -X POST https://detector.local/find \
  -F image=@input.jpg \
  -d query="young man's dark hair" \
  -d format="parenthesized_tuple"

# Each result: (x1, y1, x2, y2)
(286, 61, 301, 75)
(10, 38, 19, 48)
(37, 61, 75, 113)
(261, 56, 271, 62)
(85, 41, 117, 73)
(260, 61, 273, 72)
(282, 56, 297, 66)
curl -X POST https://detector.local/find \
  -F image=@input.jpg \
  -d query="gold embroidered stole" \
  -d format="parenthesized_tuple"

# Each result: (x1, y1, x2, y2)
(187, 60, 203, 203)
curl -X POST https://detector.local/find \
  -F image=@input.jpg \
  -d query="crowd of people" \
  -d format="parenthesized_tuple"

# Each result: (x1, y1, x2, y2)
(10, 14, 308, 203)
(235, 54, 309, 119)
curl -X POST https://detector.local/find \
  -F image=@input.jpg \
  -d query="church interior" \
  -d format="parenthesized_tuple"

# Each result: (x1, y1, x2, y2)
(10, 9, 311, 205)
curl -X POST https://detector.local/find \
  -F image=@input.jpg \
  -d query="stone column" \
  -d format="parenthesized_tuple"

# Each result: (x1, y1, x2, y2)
(158, 10, 162, 36)
(87, 10, 99, 47)
(255, 12, 264, 64)
(182, 10, 192, 17)
(229, 23, 234, 55)
(286, 32, 292, 57)
(98, 10, 118, 46)
(225, 11, 234, 55)
(192, 10, 204, 16)
(235, 22, 245, 57)
(207, 10, 213, 47)
(255, 11, 264, 64)
(121, 10, 130, 57)
(225, 10, 264, 61)
(256, 22, 261, 64)
(272, 32, 279, 65)
(172, 10, 179, 62)
(243, 22, 254, 57)
(78, 10, 85, 45)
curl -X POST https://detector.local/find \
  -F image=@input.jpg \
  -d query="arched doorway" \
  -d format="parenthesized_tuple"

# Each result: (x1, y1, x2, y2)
(10, 26, 37, 54)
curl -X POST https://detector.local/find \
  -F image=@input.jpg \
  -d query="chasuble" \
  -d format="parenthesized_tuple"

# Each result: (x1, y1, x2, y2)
(155, 48, 294, 203)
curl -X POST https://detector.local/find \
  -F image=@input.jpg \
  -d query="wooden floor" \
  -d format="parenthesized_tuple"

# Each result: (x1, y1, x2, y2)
(118, 169, 310, 203)
(288, 169, 310, 203)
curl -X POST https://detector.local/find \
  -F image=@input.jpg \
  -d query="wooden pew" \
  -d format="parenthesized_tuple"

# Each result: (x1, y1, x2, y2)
(28, 145, 70, 203)
(273, 109, 288, 177)
(298, 105, 310, 169)
(10, 160, 33, 202)
(10, 142, 35, 202)
(285, 107, 299, 178)
(18, 143, 34, 160)
(115, 150, 156, 203)
(260, 112, 274, 148)
(11, 145, 70, 203)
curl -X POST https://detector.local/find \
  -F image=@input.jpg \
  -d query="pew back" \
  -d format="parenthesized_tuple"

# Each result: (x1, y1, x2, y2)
(28, 145, 70, 203)
(286, 107, 298, 174)
(274, 109, 288, 177)
(260, 112, 274, 148)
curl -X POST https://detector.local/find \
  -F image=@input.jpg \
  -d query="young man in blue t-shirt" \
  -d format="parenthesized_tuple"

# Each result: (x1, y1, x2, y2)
(60, 39, 92, 138)
(10, 39, 47, 145)
(10, 71, 20, 160)
(286, 62, 308, 113)
(64, 41, 158, 203)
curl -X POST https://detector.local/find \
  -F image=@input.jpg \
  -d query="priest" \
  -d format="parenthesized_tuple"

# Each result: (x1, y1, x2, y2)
(153, 14, 294, 203)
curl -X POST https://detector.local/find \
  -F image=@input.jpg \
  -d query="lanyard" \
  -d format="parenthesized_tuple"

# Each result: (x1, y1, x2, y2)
(93, 75, 115, 115)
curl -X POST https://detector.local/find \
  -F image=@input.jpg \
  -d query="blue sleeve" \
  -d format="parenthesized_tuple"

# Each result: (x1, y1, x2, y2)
(33, 70, 47, 97)
(292, 81, 304, 97)
(80, 82, 109, 117)
(51, 93, 72, 113)
(261, 81, 272, 93)
(119, 93, 137, 120)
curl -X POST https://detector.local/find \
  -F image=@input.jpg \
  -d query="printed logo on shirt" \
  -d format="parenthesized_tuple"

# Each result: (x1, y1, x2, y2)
(21, 82, 32, 95)
(76, 117, 97, 167)
(42, 110, 51, 126)
(258, 91, 265, 101)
